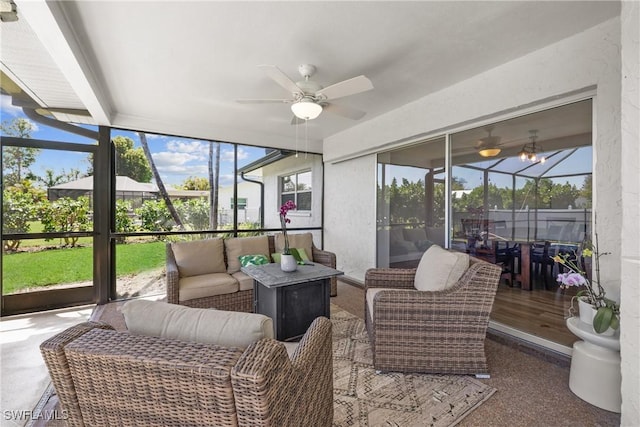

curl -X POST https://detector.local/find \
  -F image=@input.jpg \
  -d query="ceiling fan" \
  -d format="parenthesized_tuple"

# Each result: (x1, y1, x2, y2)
(476, 126, 503, 157)
(237, 64, 373, 123)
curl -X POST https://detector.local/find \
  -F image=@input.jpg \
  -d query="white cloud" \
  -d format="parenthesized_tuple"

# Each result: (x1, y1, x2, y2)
(152, 151, 201, 167)
(0, 94, 23, 118)
(221, 147, 249, 162)
(165, 140, 209, 158)
(145, 133, 169, 140)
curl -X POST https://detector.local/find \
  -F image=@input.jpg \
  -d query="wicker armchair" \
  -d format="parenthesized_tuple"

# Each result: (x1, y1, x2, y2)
(40, 317, 333, 427)
(364, 257, 501, 375)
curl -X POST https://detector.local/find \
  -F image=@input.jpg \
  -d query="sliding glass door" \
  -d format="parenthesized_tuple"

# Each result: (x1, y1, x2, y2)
(376, 137, 446, 268)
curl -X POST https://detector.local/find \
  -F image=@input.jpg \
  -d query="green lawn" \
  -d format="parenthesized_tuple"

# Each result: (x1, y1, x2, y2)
(2, 241, 165, 294)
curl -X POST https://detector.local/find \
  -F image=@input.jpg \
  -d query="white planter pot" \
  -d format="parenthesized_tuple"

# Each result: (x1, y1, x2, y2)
(578, 297, 596, 325)
(280, 254, 297, 272)
(578, 297, 615, 336)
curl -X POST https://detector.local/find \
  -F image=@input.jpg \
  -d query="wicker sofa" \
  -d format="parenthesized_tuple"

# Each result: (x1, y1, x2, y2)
(166, 233, 337, 312)
(364, 253, 501, 375)
(40, 315, 334, 427)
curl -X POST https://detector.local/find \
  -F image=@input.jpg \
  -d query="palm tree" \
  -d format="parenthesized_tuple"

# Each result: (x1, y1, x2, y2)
(138, 132, 183, 229)
(208, 142, 221, 229)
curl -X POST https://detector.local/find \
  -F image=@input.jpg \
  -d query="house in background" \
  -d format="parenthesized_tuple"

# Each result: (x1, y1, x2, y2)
(48, 175, 208, 210)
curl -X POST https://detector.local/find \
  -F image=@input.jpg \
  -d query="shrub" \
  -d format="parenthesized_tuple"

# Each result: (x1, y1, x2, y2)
(39, 196, 92, 247)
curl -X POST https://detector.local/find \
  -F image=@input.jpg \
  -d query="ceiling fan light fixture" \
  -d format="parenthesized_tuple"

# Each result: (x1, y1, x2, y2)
(291, 98, 322, 120)
(519, 129, 546, 163)
(478, 147, 502, 157)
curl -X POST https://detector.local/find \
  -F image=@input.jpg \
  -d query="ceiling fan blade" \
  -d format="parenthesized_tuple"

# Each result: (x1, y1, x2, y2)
(323, 103, 366, 120)
(258, 65, 301, 95)
(316, 75, 373, 100)
(236, 98, 292, 104)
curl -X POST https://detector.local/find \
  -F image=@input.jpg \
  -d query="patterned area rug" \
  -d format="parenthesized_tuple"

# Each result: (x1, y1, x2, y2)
(331, 306, 496, 427)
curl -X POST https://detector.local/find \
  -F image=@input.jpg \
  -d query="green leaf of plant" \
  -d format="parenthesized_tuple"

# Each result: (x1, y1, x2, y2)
(610, 314, 620, 330)
(593, 307, 613, 333)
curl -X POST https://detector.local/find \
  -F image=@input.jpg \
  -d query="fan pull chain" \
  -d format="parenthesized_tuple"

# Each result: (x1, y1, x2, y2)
(295, 117, 299, 157)
(305, 119, 309, 158)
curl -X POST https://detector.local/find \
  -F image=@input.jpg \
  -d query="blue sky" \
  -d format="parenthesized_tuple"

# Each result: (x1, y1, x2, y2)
(1, 94, 266, 187)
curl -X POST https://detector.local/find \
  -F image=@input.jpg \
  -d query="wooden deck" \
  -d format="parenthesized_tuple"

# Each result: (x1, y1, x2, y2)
(491, 280, 579, 347)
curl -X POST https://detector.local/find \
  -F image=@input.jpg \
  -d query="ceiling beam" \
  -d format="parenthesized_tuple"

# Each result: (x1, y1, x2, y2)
(15, 0, 112, 124)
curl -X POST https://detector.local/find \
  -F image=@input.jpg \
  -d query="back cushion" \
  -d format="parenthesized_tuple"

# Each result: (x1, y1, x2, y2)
(225, 235, 270, 274)
(171, 238, 226, 277)
(414, 245, 469, 292)
(122, 300, 274, 348)
(274, 232, 314, 261)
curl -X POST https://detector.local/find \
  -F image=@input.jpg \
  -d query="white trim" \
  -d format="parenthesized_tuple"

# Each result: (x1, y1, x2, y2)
(16, 0, 112, 124)
(489, 320, 573, 356)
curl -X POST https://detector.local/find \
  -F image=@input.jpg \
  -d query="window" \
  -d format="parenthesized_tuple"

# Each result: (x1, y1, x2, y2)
(231, 198, 247, 210)
(280, 171, 312, 210)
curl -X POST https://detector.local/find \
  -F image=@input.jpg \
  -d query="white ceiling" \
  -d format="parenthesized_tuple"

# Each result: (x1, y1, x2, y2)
(1, 1, 619, 152)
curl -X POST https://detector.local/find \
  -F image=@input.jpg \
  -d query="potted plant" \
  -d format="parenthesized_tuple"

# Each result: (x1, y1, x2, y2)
(554, 234, 620, 334)
(279, 200, 297, 272)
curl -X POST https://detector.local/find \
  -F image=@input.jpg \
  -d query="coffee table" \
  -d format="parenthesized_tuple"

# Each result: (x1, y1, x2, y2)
(241, 262, 343, 341)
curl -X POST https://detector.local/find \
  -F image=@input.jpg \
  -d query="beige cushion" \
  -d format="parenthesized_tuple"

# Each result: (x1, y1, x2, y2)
(178, 273, 238, 302)
(232, 271, 254, 291)
(225, 235, 270, 274)
(122, 300, 273, 349)
(275, 232, 314, 261)
(366, 288, 393, 323)
(171, 239, 226, 277)
(414, 245, 469, 292)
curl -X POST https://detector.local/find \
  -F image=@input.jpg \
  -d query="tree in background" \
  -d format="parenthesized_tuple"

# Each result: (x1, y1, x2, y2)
(181, 176, 209, 190)
(208, 142, 221, 230)
(37, 168, 84, 188)
(1, 118, 40, 188)
(113, 136, 153, 183)
(138, 132, 183, 229)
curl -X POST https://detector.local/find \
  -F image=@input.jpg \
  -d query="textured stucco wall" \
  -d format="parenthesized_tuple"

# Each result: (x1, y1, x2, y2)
(262, 153, 324, 246)
(323, 155, 376, 280)
(619, 1, 640, 424)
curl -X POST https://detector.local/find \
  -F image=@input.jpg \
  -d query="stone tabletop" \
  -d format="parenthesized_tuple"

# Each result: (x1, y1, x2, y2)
(241, 262, 343, 288)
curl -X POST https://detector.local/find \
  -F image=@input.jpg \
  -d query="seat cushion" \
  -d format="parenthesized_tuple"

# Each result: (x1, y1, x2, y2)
(414, 245, 469, 291)
(178, 272, 239, 302)
(225, 235, 270, 274)
(122, 300, 273, 349)
(171, 238, 226, 277)
(366, 288, 394, 322)
(274, 232, 314, 261)
(232, 271, 254, 292)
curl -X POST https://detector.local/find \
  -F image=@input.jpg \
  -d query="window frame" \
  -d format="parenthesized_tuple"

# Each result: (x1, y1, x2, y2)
(279, 170, 312, 212)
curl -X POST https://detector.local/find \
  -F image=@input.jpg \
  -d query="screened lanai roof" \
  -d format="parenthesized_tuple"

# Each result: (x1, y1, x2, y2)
(458, 144, 592, 181)
(380, 99, 592, 182)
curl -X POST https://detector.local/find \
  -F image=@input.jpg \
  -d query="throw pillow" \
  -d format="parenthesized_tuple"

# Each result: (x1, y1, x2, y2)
(274, 232, 314, 262)
(171, 238, 226, 277)
(272, 248, 309, 264)
(225, 235, 270, 274)
(414, 245, 469, 292)
(122, 300, 274, 349)
(239, 254, 270, 267)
